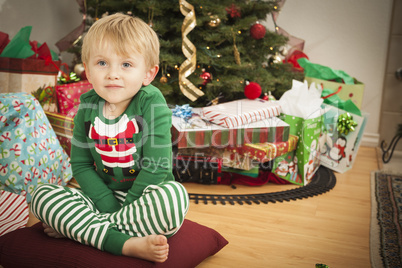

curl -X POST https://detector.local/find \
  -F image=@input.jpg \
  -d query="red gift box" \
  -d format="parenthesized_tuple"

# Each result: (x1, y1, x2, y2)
(55, 81, 93, 116)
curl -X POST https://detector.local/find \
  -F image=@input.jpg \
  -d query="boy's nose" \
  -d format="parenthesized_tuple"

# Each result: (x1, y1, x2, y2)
(107, 67, 120, 80)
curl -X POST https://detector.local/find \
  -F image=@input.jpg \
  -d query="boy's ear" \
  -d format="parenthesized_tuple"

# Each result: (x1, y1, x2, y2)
(83, 63, 92, 84)
(142, 65, 159, 86)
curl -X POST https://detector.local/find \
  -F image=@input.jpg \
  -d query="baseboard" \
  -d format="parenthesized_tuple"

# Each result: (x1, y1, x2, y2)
(361, 132, 380, 147)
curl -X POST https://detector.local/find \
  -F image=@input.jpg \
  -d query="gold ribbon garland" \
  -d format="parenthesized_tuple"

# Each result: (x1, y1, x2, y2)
(179, 0, 204, 101)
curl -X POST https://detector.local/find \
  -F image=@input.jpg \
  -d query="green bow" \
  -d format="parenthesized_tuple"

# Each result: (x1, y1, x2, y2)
(58, 72, 80, 84)
(337, 112, 358, 135)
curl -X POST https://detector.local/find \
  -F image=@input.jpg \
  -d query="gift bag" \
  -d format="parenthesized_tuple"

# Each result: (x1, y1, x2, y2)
(298, 58, 365, 108)
(0, 26, 61, 94)
(319, 89, 368, 173)
(272, 80, 323, 185)
(272, 114, 322, 185)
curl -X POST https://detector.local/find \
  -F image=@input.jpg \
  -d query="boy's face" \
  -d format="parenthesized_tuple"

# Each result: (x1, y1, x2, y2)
(84, 41, 158, 111)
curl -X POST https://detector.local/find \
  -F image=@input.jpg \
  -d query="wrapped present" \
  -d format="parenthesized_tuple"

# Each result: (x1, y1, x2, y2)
(0, 93, 72, 203)
(172, 110, 289, 149)
(243, 134, 298, 162)
(173, 152, 222, 184)
(177, 147, 224, 159)
(319, 102, 367, 173)
(32, 85, 58, 113)
(222, 135, 298, 170)
(45, 112, 74, 156)
(272, 80, 323, 185)
(222, 150, 258, 170)
(0, 27, 62, 94)
(202, 98, 282, 128)
(298, 58, 365, 108)
(55, 80, 93, 116)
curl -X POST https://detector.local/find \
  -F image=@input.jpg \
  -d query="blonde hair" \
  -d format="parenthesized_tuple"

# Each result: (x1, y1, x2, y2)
(81, 13, 160, 69)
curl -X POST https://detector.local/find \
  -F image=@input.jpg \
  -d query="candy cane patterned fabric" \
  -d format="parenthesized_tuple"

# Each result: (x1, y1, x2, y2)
(0, 93, 72, 203)
(0, 190, 29, 236)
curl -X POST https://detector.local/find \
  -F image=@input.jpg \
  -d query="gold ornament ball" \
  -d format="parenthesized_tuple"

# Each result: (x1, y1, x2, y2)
(160, 75, 168, 84)
(207, 15, 221, 28)
(74, 63, 85, 76)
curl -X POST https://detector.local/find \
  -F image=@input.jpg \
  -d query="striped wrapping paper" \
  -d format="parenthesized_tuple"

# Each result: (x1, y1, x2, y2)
(171, 114, 289, 149)
(0, 190, 29, 236)
(202, 99, 282, 128)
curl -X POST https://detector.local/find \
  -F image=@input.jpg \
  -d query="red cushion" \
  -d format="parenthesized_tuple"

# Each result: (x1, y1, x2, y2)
(0, 219, 228, 267)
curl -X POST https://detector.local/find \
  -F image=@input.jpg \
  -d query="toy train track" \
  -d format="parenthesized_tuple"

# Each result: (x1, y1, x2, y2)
(188, 166, 336, 205)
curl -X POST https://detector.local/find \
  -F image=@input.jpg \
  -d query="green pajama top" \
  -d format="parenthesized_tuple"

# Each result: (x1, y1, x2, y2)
(70, 84, 174, 213)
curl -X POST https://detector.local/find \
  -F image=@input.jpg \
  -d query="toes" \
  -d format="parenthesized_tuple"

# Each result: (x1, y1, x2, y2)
(154, 252, 169, 263)
(155, 235, 168, 245)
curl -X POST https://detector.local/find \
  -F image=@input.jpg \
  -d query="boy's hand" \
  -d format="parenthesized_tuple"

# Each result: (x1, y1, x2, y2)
(42, 223, 64, 239)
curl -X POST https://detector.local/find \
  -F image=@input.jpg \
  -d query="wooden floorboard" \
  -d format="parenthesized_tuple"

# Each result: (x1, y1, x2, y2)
(185, 146, 378, 268)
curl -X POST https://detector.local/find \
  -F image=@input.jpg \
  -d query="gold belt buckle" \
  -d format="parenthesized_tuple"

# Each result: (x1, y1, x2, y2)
(107, 138, 118, 146)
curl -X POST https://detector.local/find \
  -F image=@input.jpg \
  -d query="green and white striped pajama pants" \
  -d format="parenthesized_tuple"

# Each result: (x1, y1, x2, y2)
(31, 181, 189, 255)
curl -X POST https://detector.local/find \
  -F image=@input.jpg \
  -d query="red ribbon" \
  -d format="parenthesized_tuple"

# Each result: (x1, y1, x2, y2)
(45, 56, 70, 81)
(321, 85, 342, 99)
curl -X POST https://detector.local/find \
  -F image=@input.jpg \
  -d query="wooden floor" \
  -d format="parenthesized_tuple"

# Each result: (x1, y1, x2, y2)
(184, 146, 378, 268)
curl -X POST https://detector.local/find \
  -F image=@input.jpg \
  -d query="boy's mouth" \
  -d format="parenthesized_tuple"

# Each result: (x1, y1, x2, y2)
(105, 84, 123, 89)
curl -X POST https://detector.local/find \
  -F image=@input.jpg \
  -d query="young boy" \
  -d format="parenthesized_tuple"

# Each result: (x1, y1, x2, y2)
(31, 13, 189, 263)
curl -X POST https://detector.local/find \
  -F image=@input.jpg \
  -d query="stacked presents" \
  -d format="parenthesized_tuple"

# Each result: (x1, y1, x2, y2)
(171, 77, 367, 187)
(171, 99, 298, 185)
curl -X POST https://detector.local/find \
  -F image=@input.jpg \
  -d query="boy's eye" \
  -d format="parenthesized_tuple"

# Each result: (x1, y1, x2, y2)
(97, 60, 107, 66)
(122, 62, 132, 68)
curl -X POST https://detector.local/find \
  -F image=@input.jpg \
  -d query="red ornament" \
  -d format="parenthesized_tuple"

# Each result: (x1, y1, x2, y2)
(226, 4, 241, 18)
(244, 81, 262, 100)
(200, 68, 212, 86)
(250, 23, 266, 40)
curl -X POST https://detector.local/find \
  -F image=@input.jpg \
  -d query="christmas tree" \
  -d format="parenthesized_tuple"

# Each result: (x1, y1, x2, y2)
(63, 0, 304, 106)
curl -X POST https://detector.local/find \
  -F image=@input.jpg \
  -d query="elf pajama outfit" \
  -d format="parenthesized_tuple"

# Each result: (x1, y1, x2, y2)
(31, 85, 189, 255)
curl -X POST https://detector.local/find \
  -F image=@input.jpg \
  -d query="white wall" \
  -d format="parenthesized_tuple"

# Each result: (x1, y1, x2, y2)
(264, 0, 393, 146)
(0, 0, 394, 146)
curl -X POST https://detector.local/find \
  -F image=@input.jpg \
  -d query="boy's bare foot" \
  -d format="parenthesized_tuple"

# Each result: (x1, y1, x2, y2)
(122, 235, 169, 263)
(42, 223, 64, 238)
